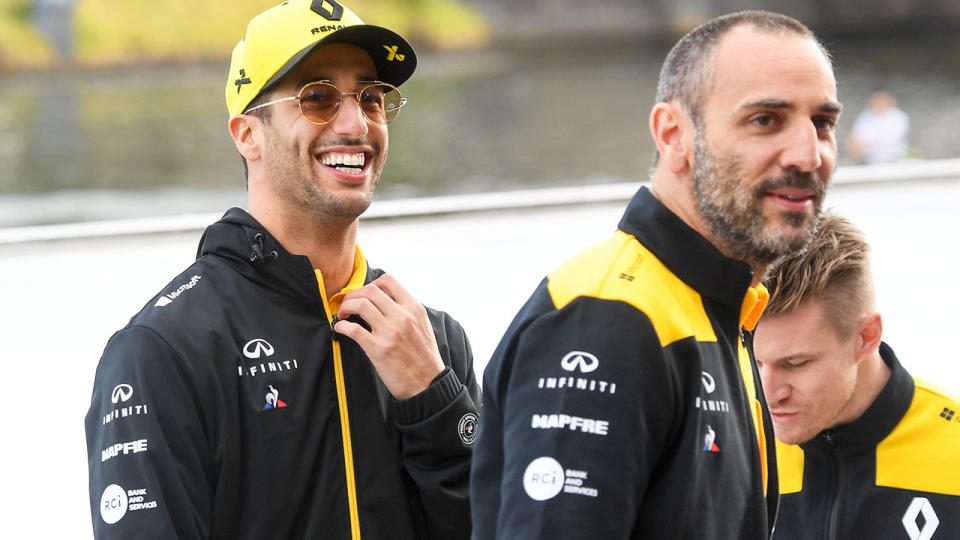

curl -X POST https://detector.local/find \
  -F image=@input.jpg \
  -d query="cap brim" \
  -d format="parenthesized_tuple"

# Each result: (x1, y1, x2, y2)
(259, 25, 417, 101)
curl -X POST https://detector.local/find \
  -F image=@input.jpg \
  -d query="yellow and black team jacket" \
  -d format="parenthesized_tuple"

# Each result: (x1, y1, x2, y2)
(773, 342, 960, 540)
(471, 187, 779, 539)
(85, 208, 479, 539)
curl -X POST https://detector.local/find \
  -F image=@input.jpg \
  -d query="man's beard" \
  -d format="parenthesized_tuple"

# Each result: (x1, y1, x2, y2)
(691, 133, 826, 267)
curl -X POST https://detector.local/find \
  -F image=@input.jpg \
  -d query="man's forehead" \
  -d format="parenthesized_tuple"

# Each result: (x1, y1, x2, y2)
(712, 25, 832, 79)
(291, 43, 379, 83)
(704, 26, 837, 108)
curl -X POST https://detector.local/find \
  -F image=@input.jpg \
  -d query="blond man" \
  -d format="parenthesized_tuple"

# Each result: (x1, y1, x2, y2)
(755, 212, 960, 539)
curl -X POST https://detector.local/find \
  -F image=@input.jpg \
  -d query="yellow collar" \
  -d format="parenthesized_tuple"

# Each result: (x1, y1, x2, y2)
(315, 246, 368, 315)
(739, 284, 769, 331)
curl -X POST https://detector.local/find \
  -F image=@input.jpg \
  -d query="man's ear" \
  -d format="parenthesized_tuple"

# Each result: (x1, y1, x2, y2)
(228, 114, 261, 163)
(650, 100, 694, 175)
(854, 311, 883, 364)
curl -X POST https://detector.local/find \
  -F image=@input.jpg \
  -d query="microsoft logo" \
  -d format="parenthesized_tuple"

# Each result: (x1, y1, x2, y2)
(940, 407, 955, 421)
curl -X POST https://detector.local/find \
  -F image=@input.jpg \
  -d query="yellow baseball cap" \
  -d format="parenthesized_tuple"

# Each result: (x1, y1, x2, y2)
(226, 0, 417, 116)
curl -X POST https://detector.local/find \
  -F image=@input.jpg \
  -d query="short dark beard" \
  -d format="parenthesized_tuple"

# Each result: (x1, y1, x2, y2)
(692, 133, 826, 267)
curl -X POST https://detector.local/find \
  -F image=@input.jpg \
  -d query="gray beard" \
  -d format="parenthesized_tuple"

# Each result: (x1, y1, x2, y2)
(691, 134, 826, 267)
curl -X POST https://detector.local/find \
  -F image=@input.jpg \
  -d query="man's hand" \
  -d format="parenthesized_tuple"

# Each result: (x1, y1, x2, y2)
(335, 274, 445, 400)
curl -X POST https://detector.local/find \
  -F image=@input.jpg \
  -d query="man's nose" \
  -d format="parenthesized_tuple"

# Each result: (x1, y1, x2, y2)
(779, 122, 823, 173)
(759, 368, 790, 404)
(331, 95, 369, 137)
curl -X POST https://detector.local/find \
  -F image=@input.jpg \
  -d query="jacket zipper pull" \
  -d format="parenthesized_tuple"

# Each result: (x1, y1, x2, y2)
(330, 315, 340, 341)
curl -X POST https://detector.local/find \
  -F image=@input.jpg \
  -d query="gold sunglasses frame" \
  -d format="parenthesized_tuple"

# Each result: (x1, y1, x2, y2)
(244, 80, 407, 125)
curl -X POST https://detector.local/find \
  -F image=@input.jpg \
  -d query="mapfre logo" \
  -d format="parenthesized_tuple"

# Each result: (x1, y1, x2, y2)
(560, 351, 599, 373)
(243, 338, 275, 359)
(111, 384, 133, 404)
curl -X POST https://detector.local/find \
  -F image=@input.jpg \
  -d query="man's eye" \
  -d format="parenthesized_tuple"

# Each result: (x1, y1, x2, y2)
(814, 117, 837, 131)
(360, 88, 385, 105)
(302, 88, 335, 104)
(751, 114, 775, 127)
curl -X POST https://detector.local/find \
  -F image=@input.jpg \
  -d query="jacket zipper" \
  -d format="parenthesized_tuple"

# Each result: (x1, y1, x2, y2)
(318, 277, 362, 540)
(737, 329, 768, 495)
(824, 431, 842, 540)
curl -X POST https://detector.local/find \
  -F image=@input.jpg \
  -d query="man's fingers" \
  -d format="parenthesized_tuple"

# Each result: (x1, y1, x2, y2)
(333, 318, 374, 348)
(368, 274, 420, 312)
(337, 295, 385, 329)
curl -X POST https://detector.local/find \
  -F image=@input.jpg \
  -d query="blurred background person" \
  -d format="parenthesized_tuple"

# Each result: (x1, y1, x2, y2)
(755, 212, 960, 540)
(845, 90, 909, 164)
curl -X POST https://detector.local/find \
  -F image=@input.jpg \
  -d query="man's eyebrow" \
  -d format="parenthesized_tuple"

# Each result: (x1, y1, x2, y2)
(296, 75, 380, 89)
(738, 99, 843, 114)
(819, 101, 844, 115)
(772, 352, 816, 365)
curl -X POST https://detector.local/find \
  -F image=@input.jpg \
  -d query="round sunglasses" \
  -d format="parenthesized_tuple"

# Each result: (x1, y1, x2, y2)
(245, 80, 406, 125)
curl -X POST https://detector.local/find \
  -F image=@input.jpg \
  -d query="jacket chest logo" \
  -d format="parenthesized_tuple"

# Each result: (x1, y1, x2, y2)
(238, 337, 300, 378)
(902, 497, 939, 540)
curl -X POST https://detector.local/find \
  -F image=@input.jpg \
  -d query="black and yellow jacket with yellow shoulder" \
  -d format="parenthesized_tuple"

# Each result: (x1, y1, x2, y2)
(774, 342, 960, 540)
(471, 186, 779, 539)
(85, 208, 479, 540)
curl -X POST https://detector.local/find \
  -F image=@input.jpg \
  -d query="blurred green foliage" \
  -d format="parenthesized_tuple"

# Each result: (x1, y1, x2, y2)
(0, 0, 488, 72)
(0, 0, 56, 70)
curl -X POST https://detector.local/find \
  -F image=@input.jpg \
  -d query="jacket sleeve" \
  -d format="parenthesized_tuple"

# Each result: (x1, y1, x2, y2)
(394, 309, 479, 539)
(471, 294, 678, 539)
(85, 326, 214, 539)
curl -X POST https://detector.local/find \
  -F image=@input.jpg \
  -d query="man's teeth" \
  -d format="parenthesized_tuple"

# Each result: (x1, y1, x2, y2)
(320, 152, 365, 170)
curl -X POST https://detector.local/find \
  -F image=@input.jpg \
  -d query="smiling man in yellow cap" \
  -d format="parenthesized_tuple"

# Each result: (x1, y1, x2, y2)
(85, 1, 479, 538)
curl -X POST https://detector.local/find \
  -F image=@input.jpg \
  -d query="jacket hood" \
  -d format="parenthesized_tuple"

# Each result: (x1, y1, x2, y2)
(196, 207, 328, 300)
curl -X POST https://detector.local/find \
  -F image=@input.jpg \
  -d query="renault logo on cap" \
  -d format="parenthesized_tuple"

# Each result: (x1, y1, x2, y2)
(243, 338, 275, 359)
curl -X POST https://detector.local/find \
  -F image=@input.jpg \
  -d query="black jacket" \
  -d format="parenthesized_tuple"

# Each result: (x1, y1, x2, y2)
(774, 342, 960, 539)
(85, 208, 479, 539)
(471, 187, 778, 539)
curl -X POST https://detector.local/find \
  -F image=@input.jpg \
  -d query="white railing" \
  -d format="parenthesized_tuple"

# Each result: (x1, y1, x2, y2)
(2, 158, 959, 245)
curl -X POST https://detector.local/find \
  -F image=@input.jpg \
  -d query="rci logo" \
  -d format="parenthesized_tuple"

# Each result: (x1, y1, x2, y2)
(902, 497, 939, 540)
(100, 484, 128, 524)
(560, 351, 599, 374)
(243, 338, 275, 359)
(523, 456, 564, 501)
(111, 384, 134, 404)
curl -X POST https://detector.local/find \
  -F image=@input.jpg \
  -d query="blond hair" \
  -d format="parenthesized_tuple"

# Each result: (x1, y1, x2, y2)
(763, 212, 874, 337)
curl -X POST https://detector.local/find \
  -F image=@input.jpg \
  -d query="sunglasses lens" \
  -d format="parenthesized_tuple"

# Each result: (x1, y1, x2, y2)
(359, 84, 404, 125)
(299, 83, 341, 123)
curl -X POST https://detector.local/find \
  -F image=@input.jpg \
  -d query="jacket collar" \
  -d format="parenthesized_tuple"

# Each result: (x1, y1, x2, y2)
(618, 186, 760, 324)
(196, 207, 376, 301)
(802, 342, 914, 455)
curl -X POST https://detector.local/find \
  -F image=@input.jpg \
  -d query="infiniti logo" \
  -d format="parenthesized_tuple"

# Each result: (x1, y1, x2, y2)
(243, 338, 275, 359)
(701, 372, 716, 394)
(560, 351, 599, 373)
(111, 384, 134, 404)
